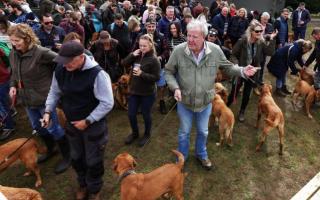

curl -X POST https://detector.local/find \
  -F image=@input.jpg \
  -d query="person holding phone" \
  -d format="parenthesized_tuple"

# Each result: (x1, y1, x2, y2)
(122, 34, 160, 147)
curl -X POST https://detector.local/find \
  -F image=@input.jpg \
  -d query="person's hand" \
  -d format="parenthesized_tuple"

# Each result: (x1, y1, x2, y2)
(174, 89, 182, 102)
(40, 113, 51, 128)
(132, 49, 141, 57)
(302, 65, 307, 69)
(71, 120, 88, 131)
(133, 67, 142, 76)
(270, 30, 278, 40)
(9, 87, 16, 99)
(244, 65, 257, 77)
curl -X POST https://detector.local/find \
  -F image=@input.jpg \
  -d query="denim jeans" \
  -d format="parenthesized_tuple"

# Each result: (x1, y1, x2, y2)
(294, 27, 306, 40)
(177, 102, 212, 160)
(314, 71, 320, 90)
(276, 74, 286, 89)
(128, 94, 156, 134)
(0, 81, 14, 129)
(25, 105, 64, 140)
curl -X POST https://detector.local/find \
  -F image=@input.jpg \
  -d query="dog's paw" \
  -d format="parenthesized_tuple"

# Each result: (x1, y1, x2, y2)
(216, 142, 221, 146)
(308, 114, 313, 119)
(35, 180, 42, 188)
(23, 171, 31, 177)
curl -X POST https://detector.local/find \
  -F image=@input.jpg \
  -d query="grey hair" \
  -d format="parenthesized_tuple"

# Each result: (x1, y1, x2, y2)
(187, 19, 208, 37)
(261, 12, 270, 19)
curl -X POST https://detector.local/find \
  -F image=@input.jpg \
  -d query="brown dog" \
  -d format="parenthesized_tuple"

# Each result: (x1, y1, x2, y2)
(113, 74, 130, 110)
(0, 185, 43, 200)
(292, 80, 320, 119)
(214, 82, 228, 104)
(0, 138, 46, 187)
(299, 68, 314, 85)
(212, 94, 234, 147)
(113, 150, 186, 200)
(256, 84, 285, 155)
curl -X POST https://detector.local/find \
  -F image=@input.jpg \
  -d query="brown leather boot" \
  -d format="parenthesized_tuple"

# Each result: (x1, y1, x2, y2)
(76, 187, 87, 200)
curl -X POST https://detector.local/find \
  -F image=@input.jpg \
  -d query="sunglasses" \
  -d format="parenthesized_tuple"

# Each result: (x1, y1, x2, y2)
(254, 30, 263, 33)
(44, 21, 53, 25)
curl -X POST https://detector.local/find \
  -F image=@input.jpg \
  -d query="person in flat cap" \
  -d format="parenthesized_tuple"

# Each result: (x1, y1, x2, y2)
(42, 40, 114, 200)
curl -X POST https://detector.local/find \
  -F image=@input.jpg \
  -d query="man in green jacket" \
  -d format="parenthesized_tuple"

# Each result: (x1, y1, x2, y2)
(165, 19, 257, 170)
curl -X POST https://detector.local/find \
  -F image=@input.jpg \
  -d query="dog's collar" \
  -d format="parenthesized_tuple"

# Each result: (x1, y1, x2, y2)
(118, 169, 136, 183)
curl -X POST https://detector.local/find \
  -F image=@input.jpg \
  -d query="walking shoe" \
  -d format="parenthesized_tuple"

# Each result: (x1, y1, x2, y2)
(238, 111, 245, 122)
(137, 134, 150, 147)
(0, 129, 14, 141)
(88, 192, 101, 200)
(281, 85, 291, 95)
(125, 133, 139, 145)
(159, 100, 167, 114)
(274, 88, 286, 97)
(197, 157, 214, 170)
(76, 187, 87, 200)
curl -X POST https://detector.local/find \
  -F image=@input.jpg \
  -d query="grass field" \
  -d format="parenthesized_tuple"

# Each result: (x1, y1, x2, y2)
(1, 21, 320, 200)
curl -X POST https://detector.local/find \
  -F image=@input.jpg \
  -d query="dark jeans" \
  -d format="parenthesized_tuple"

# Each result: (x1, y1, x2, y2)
(0, 81, 14, 129)
(128, 94, 156, 135)
(227, 77, 253, 112)
(66, 119, 108, 194)
(294, 27, 307, 40)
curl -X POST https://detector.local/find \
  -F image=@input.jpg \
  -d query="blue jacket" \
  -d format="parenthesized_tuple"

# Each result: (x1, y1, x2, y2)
(274, 16, 288, 45)
(211, 14, 229, 39)
(267, 42, 304, 78)
(35, 25, 66, 51)
(292, 8, 310, 29)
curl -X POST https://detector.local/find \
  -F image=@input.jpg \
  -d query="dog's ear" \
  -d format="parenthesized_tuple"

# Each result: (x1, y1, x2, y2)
(112, 159, 118, 172)
(132, 158, 137, 168)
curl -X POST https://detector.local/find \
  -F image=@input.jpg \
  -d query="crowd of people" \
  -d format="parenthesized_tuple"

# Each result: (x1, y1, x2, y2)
(0, 0, 319, 199)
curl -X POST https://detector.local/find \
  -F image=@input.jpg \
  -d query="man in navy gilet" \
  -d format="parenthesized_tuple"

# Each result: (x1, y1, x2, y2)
(42, 41, 114, 200)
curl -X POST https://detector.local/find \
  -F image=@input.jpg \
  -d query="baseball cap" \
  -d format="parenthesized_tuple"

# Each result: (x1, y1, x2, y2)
(53, 41, 84, 65)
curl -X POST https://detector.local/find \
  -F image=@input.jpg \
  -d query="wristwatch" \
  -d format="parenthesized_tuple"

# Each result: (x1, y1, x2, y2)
(85, 119, 91, 126)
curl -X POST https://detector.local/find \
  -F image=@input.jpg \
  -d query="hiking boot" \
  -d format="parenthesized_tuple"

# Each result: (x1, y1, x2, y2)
(138, 134, 150, 147)
(197, 157, 214, 170)
(76, 187, 87, 200)
(38, 134, 57, 163)
(124, 133, 139, 145)
(0, 129, 14, 141)
(88, 192, 101, 200)
(159, 100, 167, 114)
(238, 111, 245, 122)
(281, 85, 291, 95)
(275, 88, 286, 97)
(253, 87, 261, 96)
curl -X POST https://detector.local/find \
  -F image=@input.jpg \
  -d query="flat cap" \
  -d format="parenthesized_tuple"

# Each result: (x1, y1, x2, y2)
(53, 41, 84, 65)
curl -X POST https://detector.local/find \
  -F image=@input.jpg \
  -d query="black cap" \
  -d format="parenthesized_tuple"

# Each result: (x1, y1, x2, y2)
(53, 41, 84, 64)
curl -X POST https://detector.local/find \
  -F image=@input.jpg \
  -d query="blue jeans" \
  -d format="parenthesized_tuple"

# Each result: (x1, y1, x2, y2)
(25, 105, 64, 140)
(0, 81, 14, 129)
(128, 94, 156, 134)
(276, 74, 286, 89)
(177, 102, 212, 160)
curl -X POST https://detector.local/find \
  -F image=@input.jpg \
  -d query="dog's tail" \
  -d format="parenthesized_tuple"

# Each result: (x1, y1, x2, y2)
(172, 150, 184, 168)
(34, 139, 47, 155)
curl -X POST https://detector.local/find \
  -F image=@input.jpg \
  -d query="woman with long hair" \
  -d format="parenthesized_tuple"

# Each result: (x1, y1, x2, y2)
(227, 20, 277, 122)
(122, 34, 160, 147)
(167, 21, 186, 52)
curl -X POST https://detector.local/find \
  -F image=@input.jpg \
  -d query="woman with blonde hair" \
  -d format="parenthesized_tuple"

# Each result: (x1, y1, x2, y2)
(122, 34, 160, 147)
(8, 24, 70, 174)
(227, 20, 277, 122)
